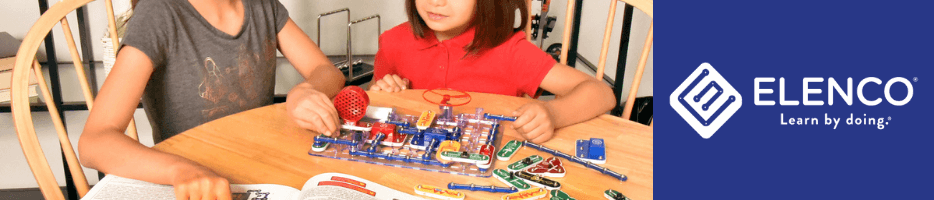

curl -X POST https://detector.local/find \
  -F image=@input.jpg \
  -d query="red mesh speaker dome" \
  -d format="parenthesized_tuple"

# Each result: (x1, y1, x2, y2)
(333, 86, 369, 125)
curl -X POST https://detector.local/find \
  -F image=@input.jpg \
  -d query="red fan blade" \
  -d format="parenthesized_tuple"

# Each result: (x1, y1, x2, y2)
(422, 88, 472, 106)
(333, 86, 369, 125)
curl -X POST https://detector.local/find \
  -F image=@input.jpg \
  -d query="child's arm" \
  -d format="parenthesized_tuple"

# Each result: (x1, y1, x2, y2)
(277, 19, 345, 136)
(512, 63, 616, 143)
(369, 74, 410, 92)
(78, 46, 232, 200)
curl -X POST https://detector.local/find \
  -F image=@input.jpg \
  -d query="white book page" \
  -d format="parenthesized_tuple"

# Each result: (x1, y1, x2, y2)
(83, 176, 300, 200)
(302, 173, 427, 200)
(82, 176, 174, 200)
(294, 186, 380, 200)
(231, 184, 300, 200)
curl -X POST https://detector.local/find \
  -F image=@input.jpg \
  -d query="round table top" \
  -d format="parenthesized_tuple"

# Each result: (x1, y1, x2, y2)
(154, 89, 653, 200)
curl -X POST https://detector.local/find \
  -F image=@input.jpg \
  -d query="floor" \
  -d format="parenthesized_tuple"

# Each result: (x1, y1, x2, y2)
(0, 187, 68, 200)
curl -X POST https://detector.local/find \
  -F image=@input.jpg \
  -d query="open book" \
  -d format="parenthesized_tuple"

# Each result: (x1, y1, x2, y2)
(82, 172, 427, 200)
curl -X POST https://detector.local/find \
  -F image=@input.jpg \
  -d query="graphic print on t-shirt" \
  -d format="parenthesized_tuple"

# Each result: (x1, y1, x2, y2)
(197, 39, 277, 121)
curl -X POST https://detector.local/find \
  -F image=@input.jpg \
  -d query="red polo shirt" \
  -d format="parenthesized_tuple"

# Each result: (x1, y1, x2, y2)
(374, 23, 556, 97)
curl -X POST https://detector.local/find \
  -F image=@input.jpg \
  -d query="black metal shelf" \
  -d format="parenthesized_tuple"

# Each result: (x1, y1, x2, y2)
(325, 54, 375, 86)
(0, 102, 144, 113)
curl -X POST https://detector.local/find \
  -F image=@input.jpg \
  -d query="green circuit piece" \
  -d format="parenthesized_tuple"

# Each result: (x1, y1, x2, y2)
(507, 155, 543, 172)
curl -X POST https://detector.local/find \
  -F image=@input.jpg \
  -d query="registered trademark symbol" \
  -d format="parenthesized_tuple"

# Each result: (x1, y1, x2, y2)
(888, 116, 892, 121)
(914, 77, 918, 82)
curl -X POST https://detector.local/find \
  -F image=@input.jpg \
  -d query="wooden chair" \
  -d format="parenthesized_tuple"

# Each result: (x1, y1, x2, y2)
(557, 0, 653, 120)
(9, 0, 140, 199)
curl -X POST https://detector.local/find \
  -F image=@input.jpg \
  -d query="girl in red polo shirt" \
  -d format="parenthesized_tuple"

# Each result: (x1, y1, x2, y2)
(371, 0, 615, 143)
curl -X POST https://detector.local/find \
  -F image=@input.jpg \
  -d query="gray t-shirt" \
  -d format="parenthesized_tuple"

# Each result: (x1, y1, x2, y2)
(122, 0, 289, 142)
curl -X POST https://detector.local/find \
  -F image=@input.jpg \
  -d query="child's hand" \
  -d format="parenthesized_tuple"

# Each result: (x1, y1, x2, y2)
(171, 164, 231, 200)
(286, 84, 340, 136)
(511, 102, 557, 143)
(369, 74, 409, 92)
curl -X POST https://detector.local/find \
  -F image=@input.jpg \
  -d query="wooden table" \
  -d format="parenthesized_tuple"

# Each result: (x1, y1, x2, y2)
(153, 90, 653, 200)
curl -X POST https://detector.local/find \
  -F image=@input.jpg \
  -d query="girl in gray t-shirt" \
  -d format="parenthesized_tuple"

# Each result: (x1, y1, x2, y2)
(78, 0, 345, 198)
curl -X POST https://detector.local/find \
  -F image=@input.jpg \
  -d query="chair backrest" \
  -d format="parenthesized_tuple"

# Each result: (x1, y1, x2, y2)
(558, 0, 653, 120)
(10, 0, 140, 199)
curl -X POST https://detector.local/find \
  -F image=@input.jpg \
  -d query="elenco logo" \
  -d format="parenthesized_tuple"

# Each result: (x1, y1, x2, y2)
(670, 63, 743, 139)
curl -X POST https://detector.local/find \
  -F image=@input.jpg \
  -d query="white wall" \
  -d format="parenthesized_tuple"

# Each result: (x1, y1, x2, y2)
(0, 0, 652, 189)
(279, 0, 407, 56)
(1, 111, 68, 189)
(0, 0, 46, 61)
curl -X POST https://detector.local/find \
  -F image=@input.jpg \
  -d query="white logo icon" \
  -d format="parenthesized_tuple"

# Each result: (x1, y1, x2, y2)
(670, 63, 743, 139)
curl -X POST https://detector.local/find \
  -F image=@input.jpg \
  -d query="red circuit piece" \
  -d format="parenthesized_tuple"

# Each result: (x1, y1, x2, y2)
(523, 157, 565, 177)
(368, 122, 404, 146)
(477, 144, 495, 169)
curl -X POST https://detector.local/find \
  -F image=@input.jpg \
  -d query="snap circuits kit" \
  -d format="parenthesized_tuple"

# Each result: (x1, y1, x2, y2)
(308, 87, 516, 177)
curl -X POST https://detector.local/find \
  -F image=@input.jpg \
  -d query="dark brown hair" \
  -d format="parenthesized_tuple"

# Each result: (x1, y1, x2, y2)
(406, 0, 529, 54)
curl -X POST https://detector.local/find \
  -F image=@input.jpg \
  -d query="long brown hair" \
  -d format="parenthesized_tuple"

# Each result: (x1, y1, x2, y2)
(406, 0, 529, 54)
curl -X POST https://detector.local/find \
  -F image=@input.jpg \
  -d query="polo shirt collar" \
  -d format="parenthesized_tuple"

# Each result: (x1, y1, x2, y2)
(416, 27, 476, 50)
